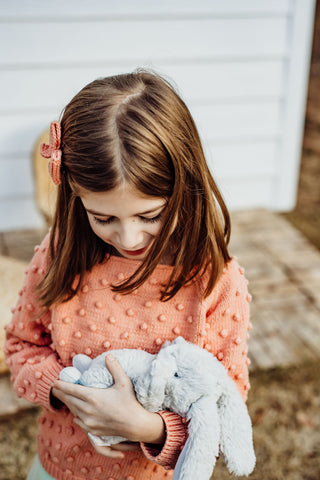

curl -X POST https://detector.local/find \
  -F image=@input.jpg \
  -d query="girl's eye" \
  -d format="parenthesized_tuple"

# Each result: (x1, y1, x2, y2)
(92, 212, 163, 225)
(140, 212, 163, 224)
(93, 216, 114, 225)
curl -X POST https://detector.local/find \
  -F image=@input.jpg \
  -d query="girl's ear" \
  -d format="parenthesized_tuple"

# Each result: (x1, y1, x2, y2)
(218, 381, 256, 475)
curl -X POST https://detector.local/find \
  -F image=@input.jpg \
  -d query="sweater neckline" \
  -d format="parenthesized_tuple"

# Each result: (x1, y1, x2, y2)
(107, 254, 175, 270)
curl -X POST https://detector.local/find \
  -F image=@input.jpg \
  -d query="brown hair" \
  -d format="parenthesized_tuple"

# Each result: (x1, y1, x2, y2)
(38, 69, 231, 308)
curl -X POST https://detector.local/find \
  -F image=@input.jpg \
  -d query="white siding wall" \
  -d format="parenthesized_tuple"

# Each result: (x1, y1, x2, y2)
(0, 0, 315, 230)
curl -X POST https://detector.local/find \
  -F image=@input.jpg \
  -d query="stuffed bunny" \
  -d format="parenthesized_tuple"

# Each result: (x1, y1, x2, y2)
(59, 336, 255, 479)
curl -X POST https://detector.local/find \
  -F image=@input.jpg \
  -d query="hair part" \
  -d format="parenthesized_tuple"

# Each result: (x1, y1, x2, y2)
(37, 68, 231, 308)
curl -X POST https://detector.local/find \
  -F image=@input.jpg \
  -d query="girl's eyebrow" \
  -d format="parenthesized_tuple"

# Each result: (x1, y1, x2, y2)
(85, 204, 166, 217)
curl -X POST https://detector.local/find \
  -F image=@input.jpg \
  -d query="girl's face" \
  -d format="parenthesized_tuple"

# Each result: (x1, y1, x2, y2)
(80, 183, 168, 261)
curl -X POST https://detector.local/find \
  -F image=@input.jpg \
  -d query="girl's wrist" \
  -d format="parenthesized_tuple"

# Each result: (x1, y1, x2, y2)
(130, 409, 166, 444)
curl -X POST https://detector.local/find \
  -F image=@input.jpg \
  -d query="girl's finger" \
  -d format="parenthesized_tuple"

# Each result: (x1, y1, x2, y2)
(88, 441, 125, 459)
(52, 380, 93, 402)
(111, 442, 141, 452)
(105, 354, 131, 387)
(51, 387, 87, 416)
(73, 416, 89, 432)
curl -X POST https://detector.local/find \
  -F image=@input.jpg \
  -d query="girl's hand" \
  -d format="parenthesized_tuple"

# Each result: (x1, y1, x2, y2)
(51, 354, 165, 457)
(87, 438, 141, 459)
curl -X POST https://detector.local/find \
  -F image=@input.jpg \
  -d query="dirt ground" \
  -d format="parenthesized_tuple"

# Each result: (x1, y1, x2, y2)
(0, 361, 319, 480)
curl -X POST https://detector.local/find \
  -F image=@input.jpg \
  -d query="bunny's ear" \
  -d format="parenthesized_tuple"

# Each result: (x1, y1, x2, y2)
(59, 367, 81, 383)
(218, 379, 256, 476)
(173, 395, 220, 480)
(171, 336, 186, 345)
(73, 354, 92, 373)
(59, 354, 92, 384)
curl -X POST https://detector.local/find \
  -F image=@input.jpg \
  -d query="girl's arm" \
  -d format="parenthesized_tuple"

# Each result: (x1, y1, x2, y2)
(4, 234, 64, 411)
(204, 257, 251, 401)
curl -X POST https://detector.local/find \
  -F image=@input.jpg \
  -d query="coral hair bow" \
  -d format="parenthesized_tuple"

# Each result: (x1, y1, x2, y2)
(40, 121, 62, 185)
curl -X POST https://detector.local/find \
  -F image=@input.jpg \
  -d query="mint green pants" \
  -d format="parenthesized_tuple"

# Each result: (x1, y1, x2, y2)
(26, 455, 55, 480)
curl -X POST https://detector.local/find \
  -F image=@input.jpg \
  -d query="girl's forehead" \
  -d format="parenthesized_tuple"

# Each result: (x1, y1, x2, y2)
(80, 184, 166, 216)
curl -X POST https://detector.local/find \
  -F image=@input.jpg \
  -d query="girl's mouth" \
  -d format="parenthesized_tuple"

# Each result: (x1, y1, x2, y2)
(122, 246, 149, 256)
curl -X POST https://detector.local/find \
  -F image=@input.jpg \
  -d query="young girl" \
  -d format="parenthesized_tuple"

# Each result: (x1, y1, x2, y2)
(5, 69, 252, 480)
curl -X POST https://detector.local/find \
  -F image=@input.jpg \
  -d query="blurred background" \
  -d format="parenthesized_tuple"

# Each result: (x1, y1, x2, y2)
(0, 1, 319, 479)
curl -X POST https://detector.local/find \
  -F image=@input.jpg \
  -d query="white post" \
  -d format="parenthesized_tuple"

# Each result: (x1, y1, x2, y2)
(272, 0, 316, 211)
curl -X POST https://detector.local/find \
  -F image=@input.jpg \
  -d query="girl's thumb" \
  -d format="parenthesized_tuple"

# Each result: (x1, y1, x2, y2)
(105, 354, 128, 385)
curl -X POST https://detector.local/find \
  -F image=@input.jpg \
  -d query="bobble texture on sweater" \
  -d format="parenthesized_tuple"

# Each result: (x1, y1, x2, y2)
(5, 234, 251, 480)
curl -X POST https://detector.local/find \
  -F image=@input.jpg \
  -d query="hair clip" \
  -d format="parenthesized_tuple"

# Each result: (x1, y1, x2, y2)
(40, 121, 62, 185)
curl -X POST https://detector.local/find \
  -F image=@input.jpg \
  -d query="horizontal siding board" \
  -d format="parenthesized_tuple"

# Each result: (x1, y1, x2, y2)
(0, 18, 288, 67)
(0, 102, 280, 156)
(0, 157, 34, 198)
(218, 177, 275, 210)
(191, 101, 281, 141)
(205, 141, 278, 178)
(0, 112, 59, 157)
(0, 0, 292, 19)
(0, 197, 44, 231)
(0, 60, 284, 112)
(177, 60, 284, 102)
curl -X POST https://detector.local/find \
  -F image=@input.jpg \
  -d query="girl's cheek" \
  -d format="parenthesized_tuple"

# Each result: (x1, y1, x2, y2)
(89, 221, 111, 240)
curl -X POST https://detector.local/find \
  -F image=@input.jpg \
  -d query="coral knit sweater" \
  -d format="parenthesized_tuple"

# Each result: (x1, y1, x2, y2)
(5, 233, 252, 480)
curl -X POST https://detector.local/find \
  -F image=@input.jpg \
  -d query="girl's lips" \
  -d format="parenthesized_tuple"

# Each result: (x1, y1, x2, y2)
(122, 246, 148, 256)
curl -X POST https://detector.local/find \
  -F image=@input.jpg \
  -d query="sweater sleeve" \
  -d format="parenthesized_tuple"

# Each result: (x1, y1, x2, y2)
(4, 233, 64, 411)
(204, 257, 252, 402)
(140, 410, 188, 469)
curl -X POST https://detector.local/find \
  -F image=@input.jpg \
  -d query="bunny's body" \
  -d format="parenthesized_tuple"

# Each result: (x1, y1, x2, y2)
(60, 337, 255, 479)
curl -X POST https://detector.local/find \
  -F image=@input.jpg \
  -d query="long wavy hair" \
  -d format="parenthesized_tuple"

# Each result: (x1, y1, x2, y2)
(38, 69, 231, 308)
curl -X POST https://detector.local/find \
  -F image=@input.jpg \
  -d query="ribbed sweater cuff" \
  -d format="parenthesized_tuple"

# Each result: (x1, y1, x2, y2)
(140, 411, 188, 469)
(36, 358, 64, 412)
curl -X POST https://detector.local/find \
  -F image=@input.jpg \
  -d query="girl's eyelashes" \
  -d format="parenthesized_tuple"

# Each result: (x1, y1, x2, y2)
(92, 212, 163, 225)
(140, 212, 163, 224)
(93, 216, 114, 225)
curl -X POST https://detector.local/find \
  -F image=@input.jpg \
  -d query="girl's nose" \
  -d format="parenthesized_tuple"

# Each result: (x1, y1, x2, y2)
(118, 222, 142, 249)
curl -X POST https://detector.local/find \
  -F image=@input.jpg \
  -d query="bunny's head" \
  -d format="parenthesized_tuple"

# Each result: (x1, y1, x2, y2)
(159, 337, 223, 415)
(135, 337, 221, 416)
